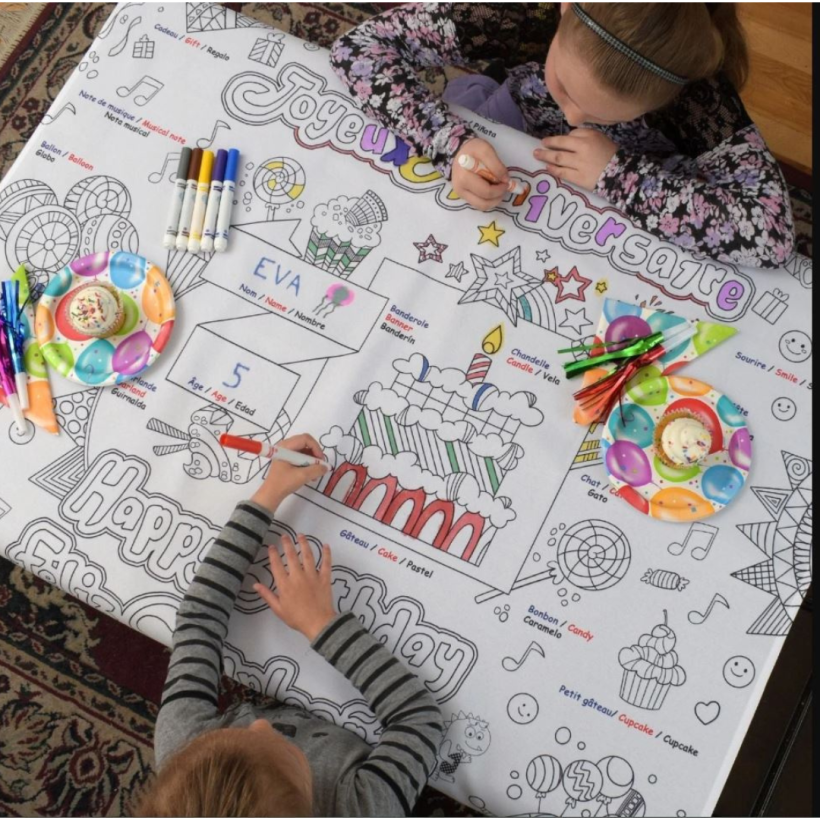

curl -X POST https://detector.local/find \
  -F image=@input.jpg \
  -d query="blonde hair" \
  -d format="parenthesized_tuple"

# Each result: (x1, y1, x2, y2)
(559, 3, 749, 109)
(132, 729, 313, 817)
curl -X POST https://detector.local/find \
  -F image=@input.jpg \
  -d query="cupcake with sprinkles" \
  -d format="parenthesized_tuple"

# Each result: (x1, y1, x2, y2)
(654, 411, 712, 469)
(66, 282, 125, 338)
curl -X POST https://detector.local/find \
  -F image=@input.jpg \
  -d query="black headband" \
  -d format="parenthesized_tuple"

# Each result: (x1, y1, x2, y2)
(571, 4, 688, 86)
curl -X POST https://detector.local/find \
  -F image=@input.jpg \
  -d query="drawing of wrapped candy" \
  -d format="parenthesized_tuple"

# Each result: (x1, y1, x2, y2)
(618, 610, 686, 710)
(305, 190, 387, 279)
(641, 568, 689, 591)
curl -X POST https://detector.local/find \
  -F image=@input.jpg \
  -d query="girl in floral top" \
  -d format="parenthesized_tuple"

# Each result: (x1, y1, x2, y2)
(330, 3, 794, 269)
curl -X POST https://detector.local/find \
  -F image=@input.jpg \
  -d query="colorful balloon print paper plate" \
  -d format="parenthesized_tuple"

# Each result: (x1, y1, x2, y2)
(601, 373, 752, 521)
(34, 251, 175, 386)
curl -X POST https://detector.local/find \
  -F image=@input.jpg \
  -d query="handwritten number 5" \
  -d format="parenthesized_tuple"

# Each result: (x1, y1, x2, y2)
(223, 363, 250, 389)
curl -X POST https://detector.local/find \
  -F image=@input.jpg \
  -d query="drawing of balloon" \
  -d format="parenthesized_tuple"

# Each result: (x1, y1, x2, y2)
(526, 754, 563, 800)
(614, 484, 650, 515)
(142, 265, 175, 324)
(728, 427, 752, 471)
(562, 759, 603, 811)
(313, 282, 355, 318)
(595, 756, 634, 816)
(651, 487, 715, 522)
(605, 315, 652, 349)
(112, 330, 152, 376)
(716, 394, 746, 427)
(608, 403, 654, 448)
(606, 440, 652, 487)
(701, 464, 745, 506)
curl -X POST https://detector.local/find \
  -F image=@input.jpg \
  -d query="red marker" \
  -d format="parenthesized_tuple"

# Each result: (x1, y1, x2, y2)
(220, 433, 328, 468)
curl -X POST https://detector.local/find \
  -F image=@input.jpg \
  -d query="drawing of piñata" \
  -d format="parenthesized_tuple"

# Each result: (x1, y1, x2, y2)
(304, 190, 387, 278)
(316, 329, 544, 565)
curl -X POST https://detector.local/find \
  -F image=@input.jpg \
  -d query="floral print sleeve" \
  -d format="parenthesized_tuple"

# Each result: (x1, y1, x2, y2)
(329, 2, 476, 178)
(595, 127, 795, 270)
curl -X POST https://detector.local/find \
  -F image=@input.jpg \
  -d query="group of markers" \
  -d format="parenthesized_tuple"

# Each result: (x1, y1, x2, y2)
(162, 146, 239, 253)
(0, 277, 29, 431)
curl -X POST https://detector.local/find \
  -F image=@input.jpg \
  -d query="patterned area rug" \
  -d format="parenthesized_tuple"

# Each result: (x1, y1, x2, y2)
(0, 3, 812, 818)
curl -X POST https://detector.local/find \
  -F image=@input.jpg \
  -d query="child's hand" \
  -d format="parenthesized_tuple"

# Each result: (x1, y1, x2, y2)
(533, 128, 618, 190)
(253, 534, 336, 642)
(250, 433, 330, 513)
(452, 138, 510, 211)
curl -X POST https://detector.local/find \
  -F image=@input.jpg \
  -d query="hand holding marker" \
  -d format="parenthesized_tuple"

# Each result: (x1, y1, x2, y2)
(201, 149, 227, 252)
(175, 147, 202, 250)
(187, 149, 214, 253)
(457, 153, 530, 197)
(220, 433, 330, 468)
(162, 147, 192, 249)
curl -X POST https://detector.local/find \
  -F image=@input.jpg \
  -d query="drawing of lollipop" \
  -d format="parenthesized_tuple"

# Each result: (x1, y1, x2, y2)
(595, 757, 634, 816)
(526, 754, 563, 814)
(313, 282, 355, 318)
(561, 759, 603, 815)
(253, 157, 305, 220)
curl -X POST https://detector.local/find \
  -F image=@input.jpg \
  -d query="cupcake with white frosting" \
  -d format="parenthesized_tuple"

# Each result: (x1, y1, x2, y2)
(654, 411, 712, 469)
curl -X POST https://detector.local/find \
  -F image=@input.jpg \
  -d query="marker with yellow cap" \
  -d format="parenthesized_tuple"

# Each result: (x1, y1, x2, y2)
(187, 149, 214, 253)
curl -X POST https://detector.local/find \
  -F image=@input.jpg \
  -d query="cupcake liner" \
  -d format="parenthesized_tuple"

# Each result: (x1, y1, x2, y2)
(620, 670, 670, 710)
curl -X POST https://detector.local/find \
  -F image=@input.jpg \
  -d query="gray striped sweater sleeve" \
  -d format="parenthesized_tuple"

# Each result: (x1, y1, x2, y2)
(154, 499, 273, 768)
(311, 612, 445, 816)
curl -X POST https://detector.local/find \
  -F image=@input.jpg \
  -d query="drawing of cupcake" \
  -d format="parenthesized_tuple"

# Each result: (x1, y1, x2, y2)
(305, 190, 387, 278)
(618, 610, 686, 710)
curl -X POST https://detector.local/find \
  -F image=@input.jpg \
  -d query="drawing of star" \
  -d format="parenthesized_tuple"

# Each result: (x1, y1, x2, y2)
(414, 234, 448, 263)
(478, 220, 505, 247)
(446, 261, 468, 282)
(536, 249, 551, 263)
(559, 306, 593, 336)
(551, 265, 592, 303)
(596, 279, 609, 295)
(459, 247, 542, 325)
(545, 267, 559, 283)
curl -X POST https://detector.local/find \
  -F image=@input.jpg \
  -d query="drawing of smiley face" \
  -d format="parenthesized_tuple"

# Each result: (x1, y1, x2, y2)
(507, 693, 539, 724)
(772, 397, 797, 421)
(779, 330, 812, 363)
(723, 655, 756, 688)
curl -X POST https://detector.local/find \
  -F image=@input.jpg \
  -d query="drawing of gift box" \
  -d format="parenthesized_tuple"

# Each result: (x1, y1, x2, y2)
(249, 33, 284, 68)
(752, 288, 789, 324)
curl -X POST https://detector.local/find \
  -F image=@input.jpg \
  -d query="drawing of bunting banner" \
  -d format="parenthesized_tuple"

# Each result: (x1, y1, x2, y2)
(573, 298, 736, 424)
(0, 266, 59, 434)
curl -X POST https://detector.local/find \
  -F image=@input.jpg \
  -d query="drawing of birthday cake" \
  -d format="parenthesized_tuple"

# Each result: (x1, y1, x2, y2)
(618, 610, 686, 710)
(305, 190, 387, 279)
(316, 330, 543, 565)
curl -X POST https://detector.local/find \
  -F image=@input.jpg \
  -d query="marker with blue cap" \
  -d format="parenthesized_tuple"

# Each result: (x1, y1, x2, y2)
(214, 148, 239, 253)
(201, 149, 227, 253)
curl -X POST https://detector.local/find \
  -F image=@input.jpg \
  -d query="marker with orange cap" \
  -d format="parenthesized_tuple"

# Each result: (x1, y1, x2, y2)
(187, 149, 214, 253)
(457, 153, 530, 197)
(219, 433, 329, 468)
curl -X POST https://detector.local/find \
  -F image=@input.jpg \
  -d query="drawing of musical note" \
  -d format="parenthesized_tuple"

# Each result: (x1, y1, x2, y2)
(117, 75, 164, 106)
(42, 103, 77, 126)
(197, 119, 232, 149)
(502, 641, 545, 672)
(687, 593, 730, 625)
(148, 151, 182, 184)
(667, 522, 718, 560)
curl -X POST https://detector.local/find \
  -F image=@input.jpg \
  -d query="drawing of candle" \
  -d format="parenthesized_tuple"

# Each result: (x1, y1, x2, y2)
(466, 325, 503, 383)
